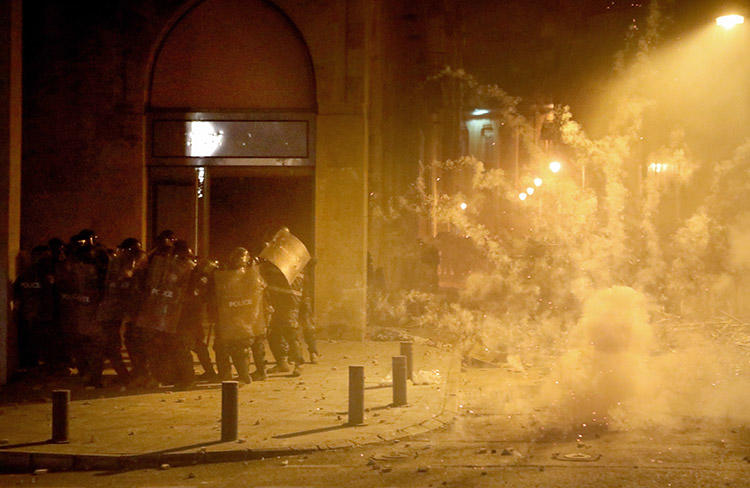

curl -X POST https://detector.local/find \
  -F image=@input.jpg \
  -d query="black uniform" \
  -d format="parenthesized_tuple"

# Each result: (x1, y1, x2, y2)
(55, 245, 106, 384)
(93, 243, 147, 385)
(212, 252, 269, 383)
(264, 266, 305, 369)
(176, 258, 218, 384)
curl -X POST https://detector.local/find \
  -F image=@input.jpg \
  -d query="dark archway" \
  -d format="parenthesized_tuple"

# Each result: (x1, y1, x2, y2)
(146, 0, 316, 261)
(149, 0, 315, 111)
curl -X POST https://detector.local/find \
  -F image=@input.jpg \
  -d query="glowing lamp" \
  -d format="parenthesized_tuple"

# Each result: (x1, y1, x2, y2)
(519, 192, 527, 201)
(716, 14, 744, 29)
(534, 177, 543, 187)
(549, 161, 562, 173)
(526, 187, 535, 195)
(459, 202, 468, 210)
(472, 108, 490, 116)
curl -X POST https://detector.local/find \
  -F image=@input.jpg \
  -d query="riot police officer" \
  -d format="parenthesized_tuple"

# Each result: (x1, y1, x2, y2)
(298, 261, 320, 363)
(93, 238, 147, 386)
(177, 257, 219, 384)
(263, 264, 305, 376)
(13, 245, 56, 369)
(259, 228, 310, 377)
(149, 229, 176, 260)
(135, 238, 195, 387)
(55, 234, 107, 386)
(212, 247, 269, 383)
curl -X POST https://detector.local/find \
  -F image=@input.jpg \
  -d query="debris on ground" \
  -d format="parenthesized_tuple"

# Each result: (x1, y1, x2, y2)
(412, 369, 441, 385)
(368, 327, 413, 342)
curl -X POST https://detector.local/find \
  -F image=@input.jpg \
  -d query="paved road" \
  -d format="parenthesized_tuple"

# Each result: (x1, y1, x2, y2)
(2, 366, 747, 487)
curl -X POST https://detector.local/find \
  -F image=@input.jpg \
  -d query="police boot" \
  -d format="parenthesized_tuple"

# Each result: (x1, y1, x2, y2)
(268, 358, 290, 374)
(250, 341, 266, 380)
(291, 362, 303, 377)
(250, 369, 267, 381)
(309, 349, 320, 364)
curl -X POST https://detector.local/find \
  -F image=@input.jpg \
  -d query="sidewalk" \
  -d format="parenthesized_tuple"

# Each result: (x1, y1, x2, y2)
(0, 341, 459, 472)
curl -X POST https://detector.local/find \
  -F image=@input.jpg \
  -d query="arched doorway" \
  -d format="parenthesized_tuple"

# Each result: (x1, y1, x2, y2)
(147, 0, 316, 262)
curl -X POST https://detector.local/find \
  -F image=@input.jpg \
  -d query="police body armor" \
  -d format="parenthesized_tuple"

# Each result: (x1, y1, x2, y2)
(179, 258, 217, 337)
(96, 249, 147, 323)
(135, 254, 195, 334)
(55, 260, 103, 337)
(214, 262, 267, 342)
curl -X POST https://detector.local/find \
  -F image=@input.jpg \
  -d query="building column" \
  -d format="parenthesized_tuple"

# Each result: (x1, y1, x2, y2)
(314, 113, 368, 340)
(0, 0, 22, 384)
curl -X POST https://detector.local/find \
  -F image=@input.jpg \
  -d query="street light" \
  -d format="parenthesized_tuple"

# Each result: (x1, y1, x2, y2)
(549, 160, 562, 173)
(526, 187, 535, 195)
(716, 14, 744, 29)
(534, 177, 543, 187)
(519, 192, 527, 201)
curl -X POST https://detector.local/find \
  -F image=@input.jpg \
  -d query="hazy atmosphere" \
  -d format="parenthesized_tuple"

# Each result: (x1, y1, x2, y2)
(0, 0, 748, 486)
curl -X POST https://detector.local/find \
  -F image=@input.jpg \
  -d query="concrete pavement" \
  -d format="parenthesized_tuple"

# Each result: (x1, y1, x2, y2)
(0, 341, 460, 472)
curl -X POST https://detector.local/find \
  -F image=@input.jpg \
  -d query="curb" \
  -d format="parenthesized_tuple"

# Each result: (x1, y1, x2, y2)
(0, 351, 461, 474)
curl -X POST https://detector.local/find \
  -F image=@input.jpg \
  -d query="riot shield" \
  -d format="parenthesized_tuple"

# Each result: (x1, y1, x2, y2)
(135, 254, 195, 334)
(15, 266, 55, 323)
(259, 227, 311, 286)
(214, 263, 267, 341)
(56, 260, 102, 337)
(96, 249, 146, 322)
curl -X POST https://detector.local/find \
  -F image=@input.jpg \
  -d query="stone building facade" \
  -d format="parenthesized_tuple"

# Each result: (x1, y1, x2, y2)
(1, 0, 464, 382)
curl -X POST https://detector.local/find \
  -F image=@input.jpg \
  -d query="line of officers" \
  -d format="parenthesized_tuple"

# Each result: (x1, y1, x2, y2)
(12, 228, 319, 388)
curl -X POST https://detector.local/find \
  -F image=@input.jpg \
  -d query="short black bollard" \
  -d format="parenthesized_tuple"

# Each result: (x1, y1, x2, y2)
(221, 381, 239, 441)
(392, 356, 407, 407)
(348, 365, 365, 425)
(51, 389, 70, 444)
(400, 341, 414, 381)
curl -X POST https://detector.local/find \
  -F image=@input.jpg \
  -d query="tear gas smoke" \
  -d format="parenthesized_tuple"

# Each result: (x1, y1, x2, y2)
(368, 1, 749, 436)
(539, 286, 654, 431)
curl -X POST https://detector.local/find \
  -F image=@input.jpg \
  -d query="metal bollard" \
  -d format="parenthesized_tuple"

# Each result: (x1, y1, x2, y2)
(348, 365, 365, 425)
(51, 390, 70, 443)
(221, 381, 239, 441)
(400, 341, 414, 381)
(392, 356, 407, 407)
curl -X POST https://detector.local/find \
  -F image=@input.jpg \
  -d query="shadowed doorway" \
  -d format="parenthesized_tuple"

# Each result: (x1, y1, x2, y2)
(209, 168, 314, 262)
